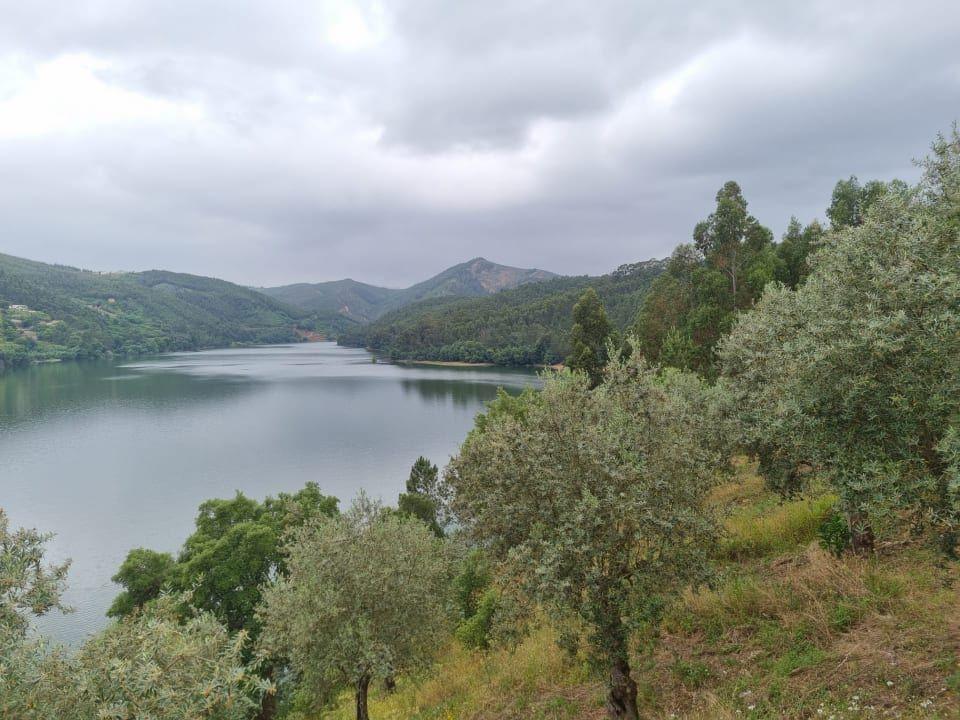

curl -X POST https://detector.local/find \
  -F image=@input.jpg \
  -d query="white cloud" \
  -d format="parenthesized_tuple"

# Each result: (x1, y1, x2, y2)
(0, 53, 204, 140)
(321, 0, 387, 51)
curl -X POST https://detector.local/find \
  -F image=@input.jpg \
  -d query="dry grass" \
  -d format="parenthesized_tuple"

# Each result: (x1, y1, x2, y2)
(322, 625, 604, 720)
(652, 463, 960, 719)
(319, 463, 960, 719)
(653, 543, 960, 718)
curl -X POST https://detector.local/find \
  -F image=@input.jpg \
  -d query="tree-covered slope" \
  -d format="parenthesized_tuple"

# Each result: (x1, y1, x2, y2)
(0, 253, 304, 370)
(258, 278, 396, 324)
(262, 257, 557, 324)
(338, 259, 666, 365)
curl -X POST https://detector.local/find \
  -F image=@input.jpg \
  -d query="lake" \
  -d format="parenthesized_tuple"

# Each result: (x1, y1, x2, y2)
(0, 342, 538, 645)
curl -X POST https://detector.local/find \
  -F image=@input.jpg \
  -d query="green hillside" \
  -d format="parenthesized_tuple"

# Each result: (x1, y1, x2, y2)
(338, 259, 667, 365)
(262, 257, 557, 324)
(260, 278, 395, 325)
(0, 253, 305, 371)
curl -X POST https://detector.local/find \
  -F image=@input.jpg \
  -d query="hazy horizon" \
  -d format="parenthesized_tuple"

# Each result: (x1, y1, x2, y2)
(2, 249, 584, 290)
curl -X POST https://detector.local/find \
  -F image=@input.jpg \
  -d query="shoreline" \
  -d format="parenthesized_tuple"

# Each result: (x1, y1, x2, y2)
(0, 337, 320, 376)
(395, 359, 496, 368)
(339, 342, 562, 371)
(391, 357, 564, 370)
(2, 341, 564, 376)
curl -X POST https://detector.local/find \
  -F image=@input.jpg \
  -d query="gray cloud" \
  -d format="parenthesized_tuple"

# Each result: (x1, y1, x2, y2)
(0, 0, 957, 287)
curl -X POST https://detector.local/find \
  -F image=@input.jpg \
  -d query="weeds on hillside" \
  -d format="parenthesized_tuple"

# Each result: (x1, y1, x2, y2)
(323, 467, 960, 720)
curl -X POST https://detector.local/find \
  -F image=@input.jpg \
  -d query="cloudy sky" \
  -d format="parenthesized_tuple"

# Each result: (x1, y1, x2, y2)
(1, 1, 958, 287)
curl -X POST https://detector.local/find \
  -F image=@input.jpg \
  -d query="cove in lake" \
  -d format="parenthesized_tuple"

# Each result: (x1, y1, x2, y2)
(0, 343, 538, 645)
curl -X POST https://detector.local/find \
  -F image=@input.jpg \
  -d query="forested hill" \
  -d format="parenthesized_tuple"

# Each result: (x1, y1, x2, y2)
(338, 259, 667, 365)
(0, 252, 304, 371)
(261, 257, 557, 324)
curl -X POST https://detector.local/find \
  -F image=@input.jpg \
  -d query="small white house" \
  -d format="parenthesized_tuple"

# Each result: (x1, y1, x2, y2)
(8, 304, 28, 311)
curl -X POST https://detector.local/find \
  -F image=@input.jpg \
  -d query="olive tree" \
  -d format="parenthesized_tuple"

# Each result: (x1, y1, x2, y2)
(0, 509, 69, 715)
(446, 352, 723, 720)
(1, 511, 264, 720)
(720, 130, 960, 553)
(2, 596, 267, 720)
(0, 508, 69, 637)
(257, 497, 453, 720)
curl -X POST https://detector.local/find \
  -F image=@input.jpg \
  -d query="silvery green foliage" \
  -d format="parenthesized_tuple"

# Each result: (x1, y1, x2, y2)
(447, 353, 722, 667)
(1, 594, 266, 720)
(256, 497, 454, 712)
(940, 426, 960, 518)
(0, 508, 70, 638)
(1, 511, 263, 718)
(720, 132, 960, 544)
(655, 365, 737, 469)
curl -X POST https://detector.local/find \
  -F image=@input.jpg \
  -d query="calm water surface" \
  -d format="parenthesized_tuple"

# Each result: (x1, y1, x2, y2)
(0, 343, 538, 645)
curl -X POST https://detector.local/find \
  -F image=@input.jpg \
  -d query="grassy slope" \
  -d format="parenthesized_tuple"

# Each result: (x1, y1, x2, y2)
(0, 253, 305, 368)
(323, 462, 960, 720)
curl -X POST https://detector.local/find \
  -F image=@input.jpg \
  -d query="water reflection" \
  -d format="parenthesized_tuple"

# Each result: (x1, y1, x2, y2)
(0, 343, 538, 645)
(0, 361, 253, 429)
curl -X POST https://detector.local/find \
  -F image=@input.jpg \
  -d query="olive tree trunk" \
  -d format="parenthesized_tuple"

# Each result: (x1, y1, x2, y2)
(256, 665, 277, 720)
(356, 673, 371, 720)
(606, 654, 640, 720)
(602, 623, 640, 720)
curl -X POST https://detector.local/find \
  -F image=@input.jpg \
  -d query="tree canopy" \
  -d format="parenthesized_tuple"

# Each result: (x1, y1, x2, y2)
(2, 596, 266, 720)
(693, 180, 777, 302)
(447, 351, 725, 719)
(565, 287, 613, 387)
(634, 181, 826, 375)
(1, 513, 264, 720)
(257, 497, 453, 719)
(0, 253, 308, 371)
(825, 176, 899, 230)
(720, 129, 960, 553)
(109, 483, 339, 639)
(0, 509, 70, 639)
(339, 262, 665, 366)
(396, 456, 445, 536)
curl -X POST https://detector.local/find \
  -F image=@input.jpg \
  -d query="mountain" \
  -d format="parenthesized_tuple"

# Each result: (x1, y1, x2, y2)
(337, 259, 667, 366)
(260, 279, 395, 326)
(261, 258, 557, 324)
(398, 257, 557, 303)
(0, 252, 306, 371)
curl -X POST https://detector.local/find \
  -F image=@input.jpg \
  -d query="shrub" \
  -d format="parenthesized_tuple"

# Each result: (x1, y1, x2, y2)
(818, 508, 852, 557)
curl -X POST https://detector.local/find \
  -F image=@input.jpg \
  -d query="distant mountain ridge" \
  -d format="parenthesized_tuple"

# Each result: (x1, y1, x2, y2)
(261, 257, 557, 324)
(0, 250, 661, 372)
(338, 258, 669, 366)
